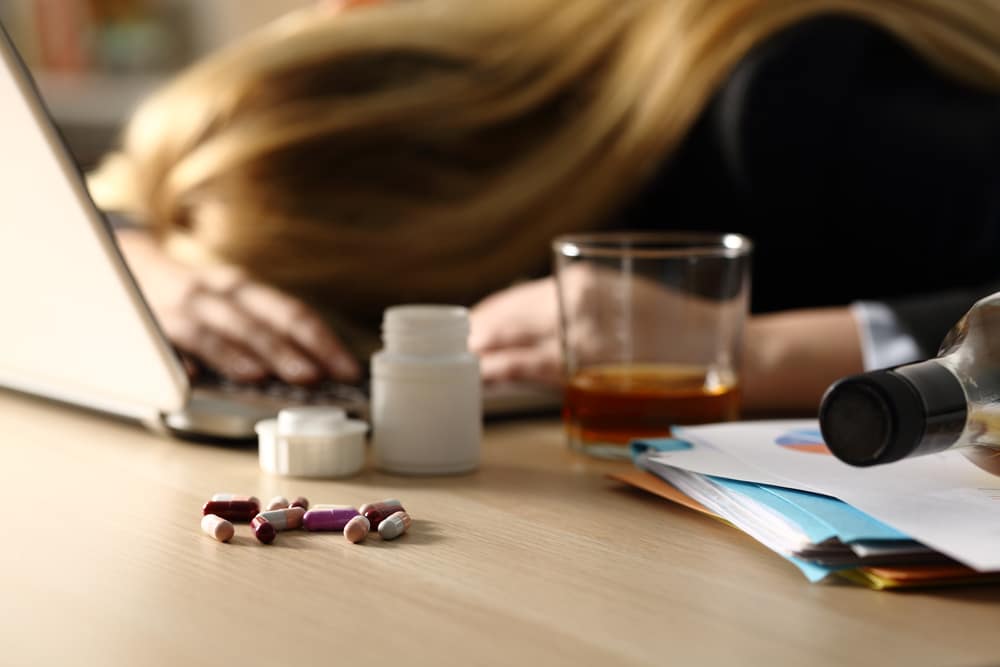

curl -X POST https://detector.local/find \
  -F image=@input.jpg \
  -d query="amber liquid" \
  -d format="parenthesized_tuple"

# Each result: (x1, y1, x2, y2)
(563, 364, 740, 458)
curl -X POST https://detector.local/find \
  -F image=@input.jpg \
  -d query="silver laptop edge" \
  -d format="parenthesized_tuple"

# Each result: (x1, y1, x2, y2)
(0, 22, 189, 424)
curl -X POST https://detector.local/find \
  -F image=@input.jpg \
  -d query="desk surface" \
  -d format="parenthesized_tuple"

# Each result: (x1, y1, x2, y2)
(2, 390, 999, 667)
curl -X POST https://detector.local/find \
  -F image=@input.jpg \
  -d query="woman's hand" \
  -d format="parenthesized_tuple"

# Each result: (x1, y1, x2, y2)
(741, 308, 864, 415)
(469, 277, 563, 386)
(470, 270, 738, 387)
(472, 274, 866, 416)
(116, 229, 360, 385)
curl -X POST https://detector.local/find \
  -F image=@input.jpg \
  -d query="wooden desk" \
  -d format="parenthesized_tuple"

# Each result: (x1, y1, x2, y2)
(1, 389, 998, 667)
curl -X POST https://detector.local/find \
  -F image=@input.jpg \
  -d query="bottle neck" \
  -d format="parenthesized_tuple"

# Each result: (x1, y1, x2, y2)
(383, 331, 468, 357)
(894, 360, 968, 457)
(820, 359, 967, 466)
(381, 305, 470, 357)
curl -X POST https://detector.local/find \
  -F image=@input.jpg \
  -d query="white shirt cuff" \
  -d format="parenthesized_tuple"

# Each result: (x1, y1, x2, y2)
(850, 301, 926, 371)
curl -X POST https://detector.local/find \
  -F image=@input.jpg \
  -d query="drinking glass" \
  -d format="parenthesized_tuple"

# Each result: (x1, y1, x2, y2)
(553, 232, 752, 459)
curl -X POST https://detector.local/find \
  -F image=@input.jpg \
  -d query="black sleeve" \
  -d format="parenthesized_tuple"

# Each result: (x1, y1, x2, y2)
(708, 14, 1000, 353)
(882, 284, 1000, 356)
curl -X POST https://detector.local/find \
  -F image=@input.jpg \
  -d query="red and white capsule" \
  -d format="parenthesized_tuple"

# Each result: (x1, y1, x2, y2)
(203, 494, 260, 522)
(251, 515, 277, 544)
(360, 499, 405, 529)
(212, 493, 260, 504)
(258, 507, 305, 531)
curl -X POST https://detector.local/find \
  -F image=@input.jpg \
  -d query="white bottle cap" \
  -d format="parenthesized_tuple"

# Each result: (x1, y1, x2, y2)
(257, 407, 368, 478)
(277, 406, 346, 437)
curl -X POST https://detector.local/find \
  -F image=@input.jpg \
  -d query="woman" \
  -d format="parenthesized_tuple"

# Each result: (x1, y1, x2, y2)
(91, 0, 1000, 413)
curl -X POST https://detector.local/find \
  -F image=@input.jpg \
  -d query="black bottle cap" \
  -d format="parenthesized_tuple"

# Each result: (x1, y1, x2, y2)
(819, 363, 967, 467)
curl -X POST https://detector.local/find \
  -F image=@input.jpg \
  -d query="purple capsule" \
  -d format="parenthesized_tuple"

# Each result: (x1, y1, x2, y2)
(303, 507, 359, 531)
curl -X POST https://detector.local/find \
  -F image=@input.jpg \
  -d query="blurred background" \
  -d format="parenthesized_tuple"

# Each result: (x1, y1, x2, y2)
(0, 0, 314, 168)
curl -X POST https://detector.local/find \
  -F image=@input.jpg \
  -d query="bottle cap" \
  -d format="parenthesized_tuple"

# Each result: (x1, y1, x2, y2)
(381, 304, 470, 357)
(382, 305, 469, 334)
(257, 407, 368, 478)
(277, 406, 346, 437)
(819, 363, 967, 466)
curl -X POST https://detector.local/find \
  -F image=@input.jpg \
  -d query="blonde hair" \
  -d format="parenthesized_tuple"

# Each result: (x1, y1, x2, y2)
(91, 0, 1000, 319)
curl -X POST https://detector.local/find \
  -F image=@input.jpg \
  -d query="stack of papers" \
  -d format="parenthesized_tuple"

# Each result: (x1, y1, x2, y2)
(615, 420, 1000, 589)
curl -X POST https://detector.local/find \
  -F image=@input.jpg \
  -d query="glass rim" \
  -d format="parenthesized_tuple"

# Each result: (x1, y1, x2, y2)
(552, 231, 753, 259)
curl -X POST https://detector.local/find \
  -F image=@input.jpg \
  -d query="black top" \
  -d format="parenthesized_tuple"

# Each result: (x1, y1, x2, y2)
(620, 14, 1000, 357)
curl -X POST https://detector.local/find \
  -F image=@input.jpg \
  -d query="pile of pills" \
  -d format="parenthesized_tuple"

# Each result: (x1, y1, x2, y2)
(201, 494, 412, 546)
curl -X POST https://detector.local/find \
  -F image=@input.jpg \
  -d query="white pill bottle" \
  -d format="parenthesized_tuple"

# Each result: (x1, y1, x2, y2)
(372, 305, 482, 474)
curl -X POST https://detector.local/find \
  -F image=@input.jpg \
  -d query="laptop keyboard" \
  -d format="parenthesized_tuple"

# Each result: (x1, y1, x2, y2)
(193, 371, 370, 417)
(191, 370, 561, 422)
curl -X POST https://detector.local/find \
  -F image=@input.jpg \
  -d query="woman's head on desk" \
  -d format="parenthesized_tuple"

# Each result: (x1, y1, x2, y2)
(91, 0, 1000, 413)
(91, 0, 998, 302)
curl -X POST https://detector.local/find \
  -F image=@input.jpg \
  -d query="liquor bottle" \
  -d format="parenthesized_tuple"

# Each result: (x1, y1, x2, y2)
(820, 292, 1000, 466)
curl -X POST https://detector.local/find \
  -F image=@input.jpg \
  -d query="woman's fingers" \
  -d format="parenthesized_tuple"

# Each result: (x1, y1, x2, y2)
(471, 278, 564, 386)
(232, 282, 360, 381)
(163, 314, 269, 383)
(469, 278, 558, 353)
(116, 231, 359, 385)
(479, 339, 563, 386)
(188, 289, 323, 384)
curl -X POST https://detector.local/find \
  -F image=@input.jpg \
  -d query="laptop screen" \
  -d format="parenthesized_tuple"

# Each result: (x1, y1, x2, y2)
(0, 22, 188, 420)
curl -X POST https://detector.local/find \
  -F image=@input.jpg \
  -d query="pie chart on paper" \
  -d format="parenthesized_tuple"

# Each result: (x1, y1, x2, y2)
(774, 427, 831, 455)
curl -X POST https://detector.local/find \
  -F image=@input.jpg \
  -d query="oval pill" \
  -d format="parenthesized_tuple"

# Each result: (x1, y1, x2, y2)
(202, 497, 260, 522)
(251, 515, 277, 544)
(360, 499, 405, 529)
(303, 507, 359, 531)
(290, 496, 310, 510)
(266, 496, 290, 511)
(259, 507, 305, 531)
(201, 514, 235, 542)
(343, 515, 370, 544)
(378, 511, 411, 540)
(212, 493, 260, 505)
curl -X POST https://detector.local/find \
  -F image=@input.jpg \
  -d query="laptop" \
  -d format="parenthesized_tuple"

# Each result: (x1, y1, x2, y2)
(0, 24, 560, 440)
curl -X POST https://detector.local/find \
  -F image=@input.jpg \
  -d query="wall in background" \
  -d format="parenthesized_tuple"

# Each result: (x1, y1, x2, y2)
(0, 0, 314, 166)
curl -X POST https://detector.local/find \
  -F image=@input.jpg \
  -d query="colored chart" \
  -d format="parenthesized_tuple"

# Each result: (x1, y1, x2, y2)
(774, 428, 831, 455)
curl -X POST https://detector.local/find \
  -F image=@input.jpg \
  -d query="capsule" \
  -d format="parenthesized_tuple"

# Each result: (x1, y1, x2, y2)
(360, 499, 405, 529)
(203, 495, 260, 522)
(304, 507, 359, 531)
(251, 515, 277, 544)
(201, 514, 235, 542)
(258, 507, 305, 531)
(343, 515, 370, 544)
(266, 496, 290, 511)
(290, 496, 310, 510)
(212, 493, 260, 505)
(378, 511, 411, 540)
